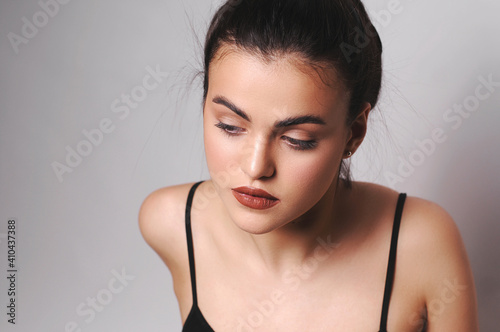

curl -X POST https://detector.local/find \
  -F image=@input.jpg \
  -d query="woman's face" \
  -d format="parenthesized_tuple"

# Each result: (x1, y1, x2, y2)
(203, 47, 362, 234)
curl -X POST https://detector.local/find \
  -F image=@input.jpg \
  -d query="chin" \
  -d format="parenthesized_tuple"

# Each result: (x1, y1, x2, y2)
(235, 222, 279, 235)
(230, 212, 285, 235)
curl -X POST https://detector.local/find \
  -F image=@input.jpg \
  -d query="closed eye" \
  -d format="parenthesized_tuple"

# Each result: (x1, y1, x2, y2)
(282, 136, 318, 151)
(216, 121, 317, 151)
(215, 122, 244, 136)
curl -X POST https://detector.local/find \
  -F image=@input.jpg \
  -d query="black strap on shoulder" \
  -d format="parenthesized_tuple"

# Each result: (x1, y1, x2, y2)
(185, 181, 204, 305)
(379, 193, 407, 332)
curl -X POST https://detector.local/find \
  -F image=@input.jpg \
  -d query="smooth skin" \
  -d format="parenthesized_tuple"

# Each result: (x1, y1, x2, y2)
(139, 46, 478, 331)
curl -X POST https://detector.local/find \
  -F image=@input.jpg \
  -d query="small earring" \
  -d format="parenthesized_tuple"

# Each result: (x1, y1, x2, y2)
(346, 151, 352, 157)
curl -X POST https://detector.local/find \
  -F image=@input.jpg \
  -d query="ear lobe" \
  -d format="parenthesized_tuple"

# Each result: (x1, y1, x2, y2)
(344, 102, 371, 157)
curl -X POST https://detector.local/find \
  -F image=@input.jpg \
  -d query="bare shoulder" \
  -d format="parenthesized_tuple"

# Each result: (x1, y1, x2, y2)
(138, 182, 199, 270)
(398, 194, 473, 282)
(357, 182, 478, 330)
(401, 195, 464, 249)
(359, 181, 473, 282)
(355, 182, 470, 257)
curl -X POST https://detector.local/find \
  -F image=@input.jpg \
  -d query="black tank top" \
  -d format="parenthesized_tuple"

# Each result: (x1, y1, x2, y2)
(182, 181, 407, 332)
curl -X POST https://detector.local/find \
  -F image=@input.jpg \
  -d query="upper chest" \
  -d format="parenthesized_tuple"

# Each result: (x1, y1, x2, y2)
(197, 276, 424, 331)
(177, 230, 426, 332)
(175, 184, 426, 331)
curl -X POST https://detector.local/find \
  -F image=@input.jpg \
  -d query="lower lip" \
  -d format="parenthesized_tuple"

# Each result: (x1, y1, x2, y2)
(231, 190, 280, 210)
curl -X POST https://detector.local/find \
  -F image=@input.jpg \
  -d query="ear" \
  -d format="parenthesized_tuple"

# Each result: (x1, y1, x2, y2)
(343, 102, 371, 158)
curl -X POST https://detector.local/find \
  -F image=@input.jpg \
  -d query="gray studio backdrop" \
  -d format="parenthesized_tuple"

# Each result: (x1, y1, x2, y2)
(1, 0, 499, 331)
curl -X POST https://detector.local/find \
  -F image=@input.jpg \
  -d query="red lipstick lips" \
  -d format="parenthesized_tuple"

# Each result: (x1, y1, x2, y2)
(231, 186, 280, 210)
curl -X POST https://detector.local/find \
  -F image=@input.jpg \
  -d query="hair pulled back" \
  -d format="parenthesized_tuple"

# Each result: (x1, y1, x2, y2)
(202, 0, 383, 183)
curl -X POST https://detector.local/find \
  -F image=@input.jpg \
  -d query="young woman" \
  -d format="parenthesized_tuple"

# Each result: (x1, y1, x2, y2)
(139, 0, 478, 331)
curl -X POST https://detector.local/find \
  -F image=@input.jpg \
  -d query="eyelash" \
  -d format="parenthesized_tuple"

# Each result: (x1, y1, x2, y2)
(215, 122, 244, 136)
(214, 122, 318, 151)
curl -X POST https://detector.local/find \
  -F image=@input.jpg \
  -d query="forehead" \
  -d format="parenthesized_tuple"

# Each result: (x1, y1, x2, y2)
(207, 46, 350, 122)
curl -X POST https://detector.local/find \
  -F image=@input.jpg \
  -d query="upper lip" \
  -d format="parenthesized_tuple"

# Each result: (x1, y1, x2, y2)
(232, 186, 278, 200)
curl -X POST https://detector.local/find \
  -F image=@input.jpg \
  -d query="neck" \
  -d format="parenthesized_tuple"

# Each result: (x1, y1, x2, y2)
(238, 179, 352, 275)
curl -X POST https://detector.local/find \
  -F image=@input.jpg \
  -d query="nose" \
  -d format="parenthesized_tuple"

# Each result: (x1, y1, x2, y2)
(241, 136, 275, 180)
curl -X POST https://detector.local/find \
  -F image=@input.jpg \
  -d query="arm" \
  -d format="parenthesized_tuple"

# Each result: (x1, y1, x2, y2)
(138, 186, 188, 274)
(138, 184, 197, 321)
(406, 198, 479, 331)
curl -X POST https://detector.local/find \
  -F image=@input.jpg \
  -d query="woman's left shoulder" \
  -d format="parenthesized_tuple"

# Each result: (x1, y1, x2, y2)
(361, 181, 469, 263)
(356, 181, 463, 243)
(358, 182, 479, 329)
(394, 191, 469, 267)
(400, 193, 461, 243)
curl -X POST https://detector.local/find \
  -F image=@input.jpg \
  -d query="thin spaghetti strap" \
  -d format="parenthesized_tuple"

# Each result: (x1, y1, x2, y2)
(185, 181, 204, 305)
(379, 193, 407, 332)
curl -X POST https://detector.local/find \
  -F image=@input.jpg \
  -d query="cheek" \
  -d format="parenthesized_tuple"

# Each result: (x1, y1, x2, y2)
(204, 123, 237, 180)
(280, 144, 343, 203)
(204, 127, 222, 172)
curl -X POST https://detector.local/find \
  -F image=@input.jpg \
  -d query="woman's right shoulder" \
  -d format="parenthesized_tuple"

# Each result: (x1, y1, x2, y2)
(138, 182, 200, 269)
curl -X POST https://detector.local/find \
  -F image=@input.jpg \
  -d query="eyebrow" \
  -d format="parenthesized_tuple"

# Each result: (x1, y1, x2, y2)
(212, 95, 326, 127)
(213, 95, 250, 121)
